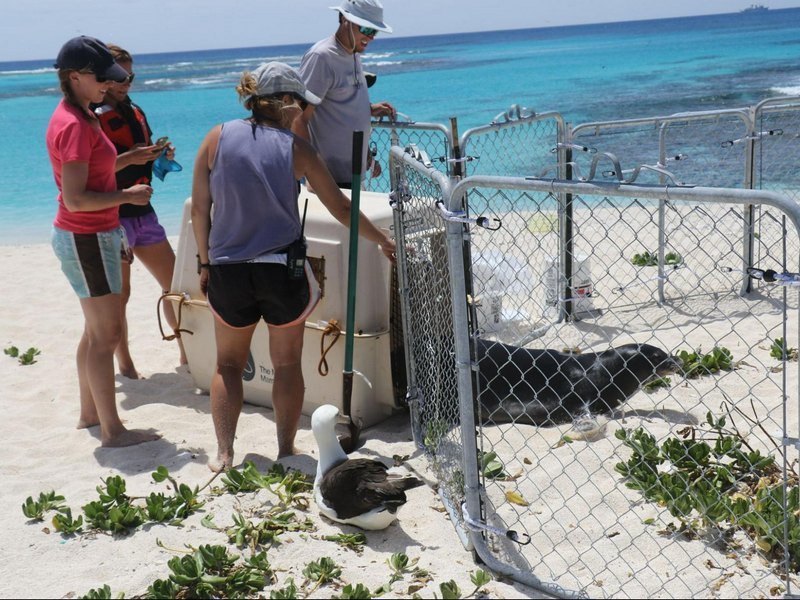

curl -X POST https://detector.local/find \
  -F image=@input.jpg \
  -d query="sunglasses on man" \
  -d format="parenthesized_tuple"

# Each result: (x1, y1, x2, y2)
(358, 26, 378, 37)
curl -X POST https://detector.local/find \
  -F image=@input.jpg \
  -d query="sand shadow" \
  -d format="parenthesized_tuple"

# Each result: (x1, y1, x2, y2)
(115, 368, 208, 413)
(238, 451, 318, 477)
(615, 407, 699, 425)
(91, 433, 208, 474)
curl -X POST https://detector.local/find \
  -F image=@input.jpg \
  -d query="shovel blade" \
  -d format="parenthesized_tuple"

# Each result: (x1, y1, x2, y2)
(338, 419, 362, 454)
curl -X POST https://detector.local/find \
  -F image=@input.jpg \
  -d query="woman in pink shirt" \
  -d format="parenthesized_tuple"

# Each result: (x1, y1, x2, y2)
(47, 36, 160, 447)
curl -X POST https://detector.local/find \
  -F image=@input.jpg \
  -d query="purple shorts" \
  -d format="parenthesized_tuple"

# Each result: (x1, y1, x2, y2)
(120, 212, 167, 248)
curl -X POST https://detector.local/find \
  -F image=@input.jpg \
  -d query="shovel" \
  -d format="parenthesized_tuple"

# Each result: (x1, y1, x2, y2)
(339, 130, 365, 453)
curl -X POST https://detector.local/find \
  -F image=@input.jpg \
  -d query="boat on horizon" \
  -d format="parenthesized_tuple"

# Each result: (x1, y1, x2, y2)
(741, 3, 769, 13)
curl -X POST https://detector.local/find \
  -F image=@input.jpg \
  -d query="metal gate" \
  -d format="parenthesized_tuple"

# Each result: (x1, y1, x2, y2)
(391, 103, 800, 595)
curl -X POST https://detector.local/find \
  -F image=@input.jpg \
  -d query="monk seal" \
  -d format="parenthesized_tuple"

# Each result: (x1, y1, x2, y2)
(476, 340, 682, 426)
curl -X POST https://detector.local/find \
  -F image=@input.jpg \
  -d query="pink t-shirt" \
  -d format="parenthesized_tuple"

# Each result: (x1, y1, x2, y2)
(46, 100, 119, 234)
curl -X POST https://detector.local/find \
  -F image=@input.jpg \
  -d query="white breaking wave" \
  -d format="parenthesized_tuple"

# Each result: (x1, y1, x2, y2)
(771, 85, 800, 96)
(0, 67, 52, 75)
(362, 60, 401, 67)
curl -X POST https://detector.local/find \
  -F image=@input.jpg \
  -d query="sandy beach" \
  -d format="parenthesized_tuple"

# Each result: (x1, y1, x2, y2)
(0, 240, 541, 599)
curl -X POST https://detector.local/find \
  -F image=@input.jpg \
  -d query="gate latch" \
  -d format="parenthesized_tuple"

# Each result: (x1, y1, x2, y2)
(462, 502, 531, 546)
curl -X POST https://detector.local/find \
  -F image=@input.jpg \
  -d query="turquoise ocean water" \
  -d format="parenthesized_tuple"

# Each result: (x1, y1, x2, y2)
(2, 8, 799, 245)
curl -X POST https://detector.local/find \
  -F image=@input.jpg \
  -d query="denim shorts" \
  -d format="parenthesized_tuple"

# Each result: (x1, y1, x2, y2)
(120, 212, 167, 248)
(51, 226, 125, 298)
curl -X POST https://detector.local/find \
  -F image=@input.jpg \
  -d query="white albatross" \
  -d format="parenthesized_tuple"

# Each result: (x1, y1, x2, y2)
(311, 404, 423, 530)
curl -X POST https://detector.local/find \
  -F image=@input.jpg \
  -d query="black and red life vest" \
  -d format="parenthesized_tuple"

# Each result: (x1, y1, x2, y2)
(94, 99, 155, 217)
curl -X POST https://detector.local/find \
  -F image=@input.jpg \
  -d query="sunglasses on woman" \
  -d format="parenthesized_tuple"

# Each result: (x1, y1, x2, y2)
(93, 72, 135, 84)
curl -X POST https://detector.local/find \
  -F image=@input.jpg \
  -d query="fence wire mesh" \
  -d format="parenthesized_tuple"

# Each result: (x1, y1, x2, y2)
(391, 99, 800, 598)
(462, 181, 799, 598)
(460, 108, 564, 179)
(367, 120, 451, 193)
(391, 156, 467, 527)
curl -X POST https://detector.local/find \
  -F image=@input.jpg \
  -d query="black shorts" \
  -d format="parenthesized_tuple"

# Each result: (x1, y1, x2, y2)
(207, 261, 320, 328)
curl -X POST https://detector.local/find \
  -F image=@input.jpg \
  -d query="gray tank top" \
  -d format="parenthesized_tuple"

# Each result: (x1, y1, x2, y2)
(208, 120, 300, 264)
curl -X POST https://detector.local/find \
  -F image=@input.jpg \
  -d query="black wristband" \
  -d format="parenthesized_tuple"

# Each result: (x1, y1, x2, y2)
(197, 255, 210, 274)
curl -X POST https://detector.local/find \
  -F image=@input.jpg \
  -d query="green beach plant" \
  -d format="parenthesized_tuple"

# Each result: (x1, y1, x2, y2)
(4, 345, 41, 365)
(334, 582, 373, 599)
(615, 411, 800, 568)
(302, 556, 342, 595)
(478, 450, 508, 480)
(18, 346, 41, 365)
(323, 532, 367, 553)
(770, 337, 798, 362)
(643, 376, 671, 391)
(676, 346, 734, 379)
(79, 583, 122, 599)
(52, 507, 84, 535)
(630, 250, 682, 267)
(22, 491, 66, 520)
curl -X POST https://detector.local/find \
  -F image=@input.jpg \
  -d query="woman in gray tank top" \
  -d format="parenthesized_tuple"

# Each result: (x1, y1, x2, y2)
(191, 62, 396, 472)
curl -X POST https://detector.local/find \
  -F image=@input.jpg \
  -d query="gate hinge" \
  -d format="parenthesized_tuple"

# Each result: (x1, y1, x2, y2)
(782, 437, 800, 450)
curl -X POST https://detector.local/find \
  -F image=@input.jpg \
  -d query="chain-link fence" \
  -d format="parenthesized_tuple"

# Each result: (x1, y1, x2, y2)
(460, 106, 565, 179)
(367, 118, 451, 193)
(391, 103, 800, 595)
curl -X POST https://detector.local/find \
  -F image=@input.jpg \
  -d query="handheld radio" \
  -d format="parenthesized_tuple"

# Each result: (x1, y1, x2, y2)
(287, 198, 309, 280)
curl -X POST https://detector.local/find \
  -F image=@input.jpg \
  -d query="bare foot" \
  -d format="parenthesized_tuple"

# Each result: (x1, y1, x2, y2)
(209, 450, 234, 472)
(118, 365, 140, 379)
(101, 428, 160, 447)
(77, 415, 99, 429)
(277, 445, 300, 459)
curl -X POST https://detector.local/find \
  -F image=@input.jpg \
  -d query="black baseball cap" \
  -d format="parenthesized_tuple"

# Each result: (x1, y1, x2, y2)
(54, 36, 129, 82)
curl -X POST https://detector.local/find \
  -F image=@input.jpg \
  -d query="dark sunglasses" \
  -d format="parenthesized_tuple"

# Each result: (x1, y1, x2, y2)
(358, 26, 378, 37)
(291, 94, 309, 110)
(94, 72, 134, 84)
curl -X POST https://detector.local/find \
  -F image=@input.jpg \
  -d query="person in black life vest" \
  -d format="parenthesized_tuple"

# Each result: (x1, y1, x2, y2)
(95, 44, 187, 378)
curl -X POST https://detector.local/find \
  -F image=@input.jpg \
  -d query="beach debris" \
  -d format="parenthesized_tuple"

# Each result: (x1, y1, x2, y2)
(505, 490, 529, 506)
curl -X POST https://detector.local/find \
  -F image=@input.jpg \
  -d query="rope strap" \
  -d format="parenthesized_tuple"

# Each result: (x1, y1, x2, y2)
(157, 292, 195, 342)
(317, 319, 342, 376)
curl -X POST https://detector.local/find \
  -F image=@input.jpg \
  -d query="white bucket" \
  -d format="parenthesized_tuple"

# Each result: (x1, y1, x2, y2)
(543, 254, 595, 314)
(475, 289, 504, 332)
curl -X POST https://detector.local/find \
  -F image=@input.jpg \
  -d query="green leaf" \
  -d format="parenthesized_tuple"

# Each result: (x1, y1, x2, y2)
(335, 583, 373, 599)
(470, 569, 492, 587)
(19, 347, 41, 365)
(439, 580, 462, 599)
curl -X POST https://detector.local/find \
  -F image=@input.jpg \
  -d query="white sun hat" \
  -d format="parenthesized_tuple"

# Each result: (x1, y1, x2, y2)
(330, 0, 393, 33)
(249, 62, 321, 105)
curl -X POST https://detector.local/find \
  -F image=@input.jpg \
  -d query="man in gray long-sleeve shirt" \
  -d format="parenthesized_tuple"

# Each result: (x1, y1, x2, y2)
(292, 0, 396, 189)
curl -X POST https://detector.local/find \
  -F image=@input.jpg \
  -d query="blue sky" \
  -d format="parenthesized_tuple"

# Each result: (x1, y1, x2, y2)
(3, 0, 798, 62)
